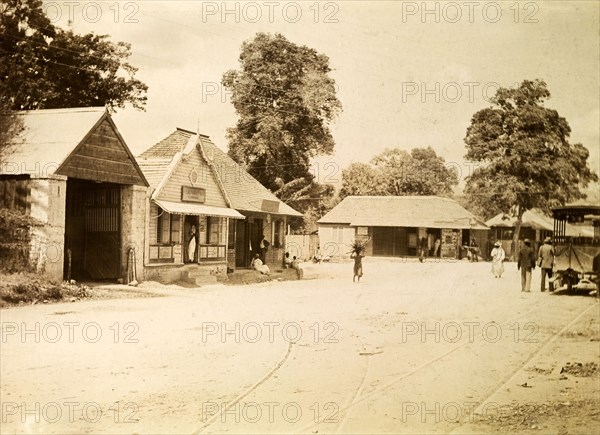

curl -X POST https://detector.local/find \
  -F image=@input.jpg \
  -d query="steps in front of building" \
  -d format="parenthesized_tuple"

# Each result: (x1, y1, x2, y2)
(182, 267, 219, 286)
(186, 275, 218, 285)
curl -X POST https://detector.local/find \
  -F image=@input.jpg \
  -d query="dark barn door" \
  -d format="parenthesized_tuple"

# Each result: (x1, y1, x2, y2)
(65, 180, 121, 280)
(372, 227, 408, 257)
(235, 220, 249, 268)
(373, 227, 395, 256)
(235, 218, 263, 267)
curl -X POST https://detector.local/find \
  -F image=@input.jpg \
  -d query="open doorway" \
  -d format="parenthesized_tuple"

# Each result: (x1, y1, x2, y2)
(184, 215, 199, 263)
(64, 179, 121, 280)
(235, 218, 263, 267)
(428, 229, 442, 257)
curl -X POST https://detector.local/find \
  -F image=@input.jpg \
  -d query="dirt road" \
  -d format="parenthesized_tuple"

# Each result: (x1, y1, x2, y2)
(1, 259, 598, 434)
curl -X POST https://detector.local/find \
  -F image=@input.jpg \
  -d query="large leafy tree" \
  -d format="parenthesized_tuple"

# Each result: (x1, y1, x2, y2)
(339, 162, 385, 198)
(222, 33, 341, 215)
(463, 79, 598, 255)
(373, 147, 458, 196)
(339, 147, 458, 200)
(0, 98, 22, 164)
(0, 0, 147, 111)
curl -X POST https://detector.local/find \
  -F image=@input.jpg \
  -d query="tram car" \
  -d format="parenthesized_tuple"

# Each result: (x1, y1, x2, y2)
(551, 205, 600, 293)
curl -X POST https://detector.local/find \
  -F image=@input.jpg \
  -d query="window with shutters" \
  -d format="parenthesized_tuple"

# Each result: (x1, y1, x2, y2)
(273, 219, 283, 248)
(199, 216, 226, 261)
(151, 207, 180, 263)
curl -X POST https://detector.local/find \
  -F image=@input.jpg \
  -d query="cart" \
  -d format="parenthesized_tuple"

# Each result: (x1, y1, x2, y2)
(551, 205, 600, 293)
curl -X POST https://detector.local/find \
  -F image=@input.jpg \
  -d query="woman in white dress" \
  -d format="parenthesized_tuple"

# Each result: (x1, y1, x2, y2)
(188, 225, 197, 263)
(252, 254, 270, 275)
(491, 241, 505, 278)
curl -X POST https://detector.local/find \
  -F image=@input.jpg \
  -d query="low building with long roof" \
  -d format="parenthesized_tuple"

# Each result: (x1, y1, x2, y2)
(317, 196, 488, 259)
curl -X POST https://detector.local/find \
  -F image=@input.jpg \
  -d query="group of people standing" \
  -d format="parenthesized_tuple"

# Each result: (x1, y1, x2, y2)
(492, 237, 555, 292)
(516, 236, 555, 292)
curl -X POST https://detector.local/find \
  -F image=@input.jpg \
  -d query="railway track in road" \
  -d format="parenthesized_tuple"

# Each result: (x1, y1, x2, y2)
(452, 300, 599, 432)
(191, 341, 295, 434)
(188, 277, 597, 435)
(301, 296, 598, 434)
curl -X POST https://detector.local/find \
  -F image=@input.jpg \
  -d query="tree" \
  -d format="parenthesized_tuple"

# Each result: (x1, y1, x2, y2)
(222, 32, 341, 213)
(339, 147, 458, 199)
(463, 79, 598, 256)
(339, 162, 385, 199)
(0, 0, 147, 111)
(373, 147, 458, 196)
(0, 97, 22, 164)
(273, 178, 337, 233)
(296, 188, 341, 234)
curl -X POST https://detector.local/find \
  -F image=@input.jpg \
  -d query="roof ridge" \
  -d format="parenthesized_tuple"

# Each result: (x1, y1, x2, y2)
(15, 107, 106, 115)
(175, 127, 196, 135)
(345, 195, 451, 200)
(176, 127, 211, 139)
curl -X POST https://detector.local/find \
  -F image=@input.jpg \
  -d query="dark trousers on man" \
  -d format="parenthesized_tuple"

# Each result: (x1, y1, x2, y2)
(541, 268, 554, 292)
(521, 268, 532, 292)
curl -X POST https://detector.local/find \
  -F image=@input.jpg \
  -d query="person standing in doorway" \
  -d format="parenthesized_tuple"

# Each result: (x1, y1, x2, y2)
(433, 238, 441, 257)
(418, 236, 428, 262)
(187, 225, 197, 263)
(517, 239, 536, 292)
(538, 236, 555, 292)
(469, 238, 479, 262)
(259, 234, 269, 263)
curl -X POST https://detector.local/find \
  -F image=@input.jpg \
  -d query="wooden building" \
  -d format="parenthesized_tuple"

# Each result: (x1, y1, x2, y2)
(137, 128, 301, 283)
(318, 196, 488, 259)
(197, 135, 302, 269)
(0, 108, 148, 281)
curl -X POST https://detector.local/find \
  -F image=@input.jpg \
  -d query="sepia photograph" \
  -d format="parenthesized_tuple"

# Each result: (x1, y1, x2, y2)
(1, 1, 599, 434)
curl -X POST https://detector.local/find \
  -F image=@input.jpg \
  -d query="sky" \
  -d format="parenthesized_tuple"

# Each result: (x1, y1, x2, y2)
(46, 0, 600, 189)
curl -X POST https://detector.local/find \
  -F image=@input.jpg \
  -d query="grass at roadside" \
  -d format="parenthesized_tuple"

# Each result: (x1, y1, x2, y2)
(0, 273, 91, 308)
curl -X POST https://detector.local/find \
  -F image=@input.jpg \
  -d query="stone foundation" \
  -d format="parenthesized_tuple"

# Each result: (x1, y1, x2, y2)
(143, 262, 227, 284)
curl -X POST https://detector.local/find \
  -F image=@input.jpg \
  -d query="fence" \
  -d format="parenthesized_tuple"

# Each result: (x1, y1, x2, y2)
(285, 234, 319, 261)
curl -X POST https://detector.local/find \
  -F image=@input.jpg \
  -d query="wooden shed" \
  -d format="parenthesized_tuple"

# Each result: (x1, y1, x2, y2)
(0, 107, 148, 281)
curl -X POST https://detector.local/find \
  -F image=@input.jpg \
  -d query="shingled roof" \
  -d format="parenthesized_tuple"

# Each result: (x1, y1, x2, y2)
(318, 196, 488, 229)
(138, 128, 196, 159)
(137, 129, 302, 217)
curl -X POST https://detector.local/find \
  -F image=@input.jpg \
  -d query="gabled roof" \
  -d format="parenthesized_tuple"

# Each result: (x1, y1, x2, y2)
(486, 210, 554, 231)
(318, 196, 488, 229)
(137, 132, 197, 198)
(138, 129, 302, 217)
(138, 128, 196, 159)
(136, 157, 174, 190)
(2, 107, 104, 175)
(1, 107, 148, 185)
(198, 137, 302, 217)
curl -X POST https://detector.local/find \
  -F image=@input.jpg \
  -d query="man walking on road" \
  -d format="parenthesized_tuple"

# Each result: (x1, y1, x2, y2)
(517, 239, 536, 292)
(538, 236, 555, 292)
